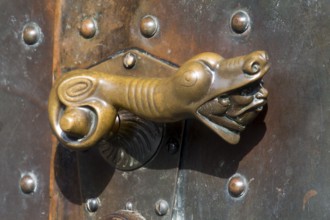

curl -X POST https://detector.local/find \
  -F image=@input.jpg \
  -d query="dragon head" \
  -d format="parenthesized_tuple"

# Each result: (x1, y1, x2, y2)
(192, 51, 270, 144)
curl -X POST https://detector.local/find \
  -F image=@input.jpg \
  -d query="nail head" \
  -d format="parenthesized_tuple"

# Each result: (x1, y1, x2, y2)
(228, 174, 247, 198)
(23, 22, 42, 45)
(79, 17, 97, 39)
(155, 199, 169, 216)
(86, 198, 100, 213)
(231, 11, 250, 34)
(20, 174, 36, 194)
(140, 15, 159, 38)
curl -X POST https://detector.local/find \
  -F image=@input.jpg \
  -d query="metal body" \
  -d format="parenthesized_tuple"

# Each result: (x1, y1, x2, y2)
(1, 0, 330, 219)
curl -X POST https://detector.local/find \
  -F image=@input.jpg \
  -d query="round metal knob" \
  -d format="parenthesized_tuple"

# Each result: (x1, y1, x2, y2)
(59, 108, 92, 138)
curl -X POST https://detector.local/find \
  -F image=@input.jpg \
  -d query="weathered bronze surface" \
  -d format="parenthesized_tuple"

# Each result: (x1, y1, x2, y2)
(49, 50, 269, 150)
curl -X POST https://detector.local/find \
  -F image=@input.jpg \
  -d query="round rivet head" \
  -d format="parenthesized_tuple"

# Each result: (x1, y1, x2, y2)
(228, 174, 247, 198)
(231, 11, 250, 34)
(20, 174, 36, 194)
(155, 199, 169, 216)
(79, 17, 97, 39)
(140, 15, 159, 38)
(86, 198, 100, 213)
(123, 52, 137, 69)
(22, 22, 42, 45)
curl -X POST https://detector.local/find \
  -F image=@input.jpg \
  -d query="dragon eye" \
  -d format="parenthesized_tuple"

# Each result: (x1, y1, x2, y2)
(251, 62, 260, 73)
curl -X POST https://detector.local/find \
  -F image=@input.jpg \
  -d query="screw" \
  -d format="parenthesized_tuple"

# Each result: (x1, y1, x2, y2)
(79, 17, 97, 39)
(125, 202, 133, 211)
(22, 22, 42, 45)
(140, 15, 159, 38)
(20, 174, 36, 194)
(228, 174, 247, 198)
(155, 199, 169, 216)
(167, 138, 179, 155)
(231, 10, 250, 34)
(86, 198, 100, 213)
(123, 52, 137, 69)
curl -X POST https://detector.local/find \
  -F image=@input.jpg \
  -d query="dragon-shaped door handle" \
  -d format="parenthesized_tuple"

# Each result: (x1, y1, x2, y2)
(49, 50, 269, 150)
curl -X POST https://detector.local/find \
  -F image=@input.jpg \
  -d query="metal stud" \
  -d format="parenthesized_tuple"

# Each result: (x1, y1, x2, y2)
(86, 198, 100, 213)
(22, 22, 42, 45)
(231, 10, 250, 34)
(140, 15, 159, 38)
(228, 174, 247, 198)
(20, 174, 36, 194)
(79, 17, 97, 39)
(123, 52, 137, 69)
(155, 199, 169, 216)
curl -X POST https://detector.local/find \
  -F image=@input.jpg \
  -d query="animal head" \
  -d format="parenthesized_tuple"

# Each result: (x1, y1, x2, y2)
(178, 51, 270, 144)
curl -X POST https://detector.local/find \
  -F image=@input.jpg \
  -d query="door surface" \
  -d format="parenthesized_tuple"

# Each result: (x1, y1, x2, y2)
(1, 0, 330, 219)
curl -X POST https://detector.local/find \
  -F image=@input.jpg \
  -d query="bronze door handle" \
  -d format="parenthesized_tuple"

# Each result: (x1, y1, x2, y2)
(49, 50, 269, 150)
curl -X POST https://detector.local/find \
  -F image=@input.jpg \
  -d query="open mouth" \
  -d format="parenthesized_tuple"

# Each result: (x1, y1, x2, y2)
(195, 84, 267, 144)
